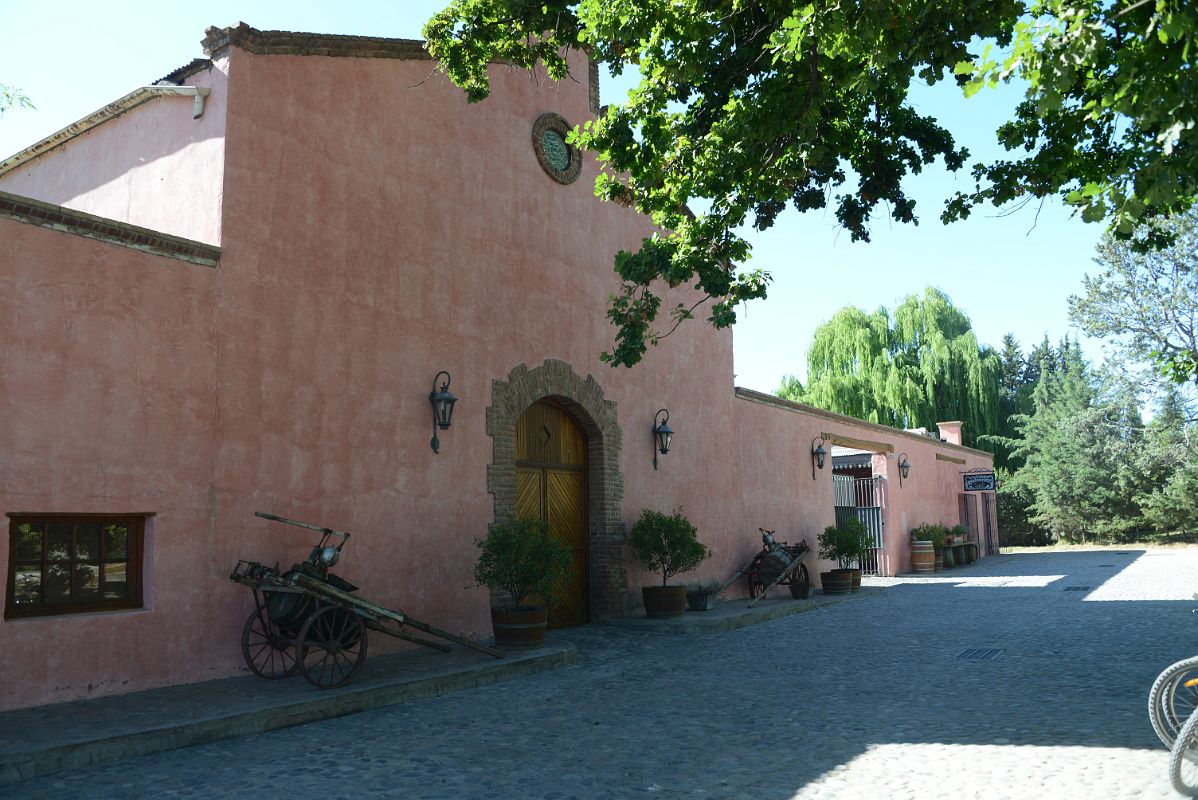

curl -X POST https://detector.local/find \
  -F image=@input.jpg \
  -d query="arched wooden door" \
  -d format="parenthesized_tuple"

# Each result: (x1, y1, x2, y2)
(515, 401, 587, 627)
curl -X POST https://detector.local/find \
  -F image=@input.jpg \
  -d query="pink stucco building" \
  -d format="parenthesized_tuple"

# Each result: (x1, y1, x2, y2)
(0, 24, 997, 712)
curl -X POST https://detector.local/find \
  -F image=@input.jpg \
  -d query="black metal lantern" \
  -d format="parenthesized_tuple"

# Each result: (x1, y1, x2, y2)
(653, 408, 673, 470)
(429, 371, 457, 453)
(811, 435, 827, 480)
(897, 452, 911, 487)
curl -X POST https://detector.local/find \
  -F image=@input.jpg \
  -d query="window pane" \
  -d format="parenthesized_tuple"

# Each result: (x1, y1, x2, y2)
(76, 523, 101, 561)
(14, 522, 42, 560)
(102, 562, 128, 599)
(74, 563, 100, 602)
(104, 524, 128, 560)
(47, 523, 72, 561)
(44, 563, 71, 603)
(12, 567, 41, 605)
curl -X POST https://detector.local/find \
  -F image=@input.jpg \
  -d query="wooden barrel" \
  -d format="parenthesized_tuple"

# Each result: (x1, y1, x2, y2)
(490, 605, 548, 649)
(911, 540, 935, 573)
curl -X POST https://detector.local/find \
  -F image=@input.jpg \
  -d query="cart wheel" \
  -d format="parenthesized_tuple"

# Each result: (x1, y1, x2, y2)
(789, 564, 811, 600)
(296, 605, 368, 689)
(747, 566, 762, 599)
(241, 608, 299, 679)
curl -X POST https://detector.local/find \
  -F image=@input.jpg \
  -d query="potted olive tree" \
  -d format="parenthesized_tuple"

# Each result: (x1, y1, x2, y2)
(818, 517, 871, 594)
(630, 508, 710, 618)
(473, 517, 571, 648)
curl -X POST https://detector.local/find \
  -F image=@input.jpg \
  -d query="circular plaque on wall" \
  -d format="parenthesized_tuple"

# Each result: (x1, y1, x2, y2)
(532, 112, 582, 185)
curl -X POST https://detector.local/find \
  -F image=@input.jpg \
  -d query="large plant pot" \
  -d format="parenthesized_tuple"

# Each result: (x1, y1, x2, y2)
(942, 545, 956, 568)
(491, 605, 548, 649)
(966, 543, 978, 564)
(849, 568, 862, 592)
(952, 542, 966, 566)
(820, 570, 853, 595)
(911, 541, 935, 573)
(934, 550, 944, 571)
(686, 590, 716, 612)
(642, 586, 688, 618)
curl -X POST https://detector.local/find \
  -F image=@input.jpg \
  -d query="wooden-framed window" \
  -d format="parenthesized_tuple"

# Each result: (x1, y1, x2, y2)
(5, 514, 145, 619)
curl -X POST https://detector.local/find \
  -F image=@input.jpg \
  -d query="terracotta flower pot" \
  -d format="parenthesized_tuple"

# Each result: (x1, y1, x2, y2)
(490, 605, 548, 649)
(642, 585, 688, 618)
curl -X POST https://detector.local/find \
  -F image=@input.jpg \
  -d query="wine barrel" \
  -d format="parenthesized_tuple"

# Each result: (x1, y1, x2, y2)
(910, 540, 935, 573)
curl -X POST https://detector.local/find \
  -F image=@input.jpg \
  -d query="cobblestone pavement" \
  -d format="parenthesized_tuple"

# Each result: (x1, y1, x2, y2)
(7, 547, 1197, 799)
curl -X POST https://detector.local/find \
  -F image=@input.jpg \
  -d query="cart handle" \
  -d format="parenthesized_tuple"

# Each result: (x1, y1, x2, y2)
(255, 511, 351, 545)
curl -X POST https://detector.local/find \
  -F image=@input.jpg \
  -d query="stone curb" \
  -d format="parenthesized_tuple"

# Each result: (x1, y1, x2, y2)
(0, 642, 575, 785)
(603, 588, 882, 634)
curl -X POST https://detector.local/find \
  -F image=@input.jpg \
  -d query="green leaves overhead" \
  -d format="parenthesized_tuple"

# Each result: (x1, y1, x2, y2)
(948, 1, 1198, 243)
(425, 0, 1018, 366)
(426, 1, 1197, 366)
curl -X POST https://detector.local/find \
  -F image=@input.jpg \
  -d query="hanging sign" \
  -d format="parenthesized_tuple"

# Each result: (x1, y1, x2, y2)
(962, 471, 997, 492)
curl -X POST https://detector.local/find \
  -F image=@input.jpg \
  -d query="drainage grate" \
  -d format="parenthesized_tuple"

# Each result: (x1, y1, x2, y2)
(1063, 586, 1092, 591)
(958, 648, 1003, 661)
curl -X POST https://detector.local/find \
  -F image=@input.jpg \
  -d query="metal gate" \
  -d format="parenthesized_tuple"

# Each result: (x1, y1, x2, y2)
(834, 475, 885, 576)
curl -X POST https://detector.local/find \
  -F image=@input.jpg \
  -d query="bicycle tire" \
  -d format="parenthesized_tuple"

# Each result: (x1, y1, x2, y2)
(1169, 708, 1198, 796)
(1150, 655, 1198, 748)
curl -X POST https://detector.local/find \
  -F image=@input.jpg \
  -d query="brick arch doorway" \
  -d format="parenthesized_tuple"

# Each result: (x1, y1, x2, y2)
(516, 401, 587, 627)
(486, 360, 626, 622)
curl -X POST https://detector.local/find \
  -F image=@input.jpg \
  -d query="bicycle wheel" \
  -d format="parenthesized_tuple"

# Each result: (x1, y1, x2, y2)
(1150, 655, 1198, 747)
(1169, 708, 1198, 796)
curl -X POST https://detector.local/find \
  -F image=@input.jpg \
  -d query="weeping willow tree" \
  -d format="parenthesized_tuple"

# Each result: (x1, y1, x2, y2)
(779, 288, 1001, 449)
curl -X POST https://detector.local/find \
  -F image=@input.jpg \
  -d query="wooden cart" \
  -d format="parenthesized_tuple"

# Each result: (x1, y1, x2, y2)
(230, 512, 502, 689)
(718, 528, 811, 607)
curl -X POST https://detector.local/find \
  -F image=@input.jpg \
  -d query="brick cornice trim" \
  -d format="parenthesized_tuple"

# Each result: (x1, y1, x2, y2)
(202, 23, 430, 60)
(733, 387, 994, 460)
(0, 192, 221, 267)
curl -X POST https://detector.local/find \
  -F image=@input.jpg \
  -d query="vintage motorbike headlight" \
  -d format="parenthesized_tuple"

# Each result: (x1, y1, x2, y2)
(318, 546, 340, 568)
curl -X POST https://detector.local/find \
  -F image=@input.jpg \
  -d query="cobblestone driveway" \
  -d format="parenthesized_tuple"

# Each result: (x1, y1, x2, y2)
(8, 548, 1197, 799)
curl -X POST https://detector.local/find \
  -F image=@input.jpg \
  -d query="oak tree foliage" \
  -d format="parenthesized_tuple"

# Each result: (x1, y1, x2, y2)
(425, 1, 1197, 366)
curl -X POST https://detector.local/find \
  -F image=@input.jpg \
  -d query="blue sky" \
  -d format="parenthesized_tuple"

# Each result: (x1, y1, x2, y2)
(0, 2, 1109, 393)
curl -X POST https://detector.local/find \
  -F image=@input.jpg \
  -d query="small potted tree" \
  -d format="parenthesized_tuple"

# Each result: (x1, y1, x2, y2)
(630, 508, 710, 618)
(818, 518, 870, 594)
(473, 517, 571, 648)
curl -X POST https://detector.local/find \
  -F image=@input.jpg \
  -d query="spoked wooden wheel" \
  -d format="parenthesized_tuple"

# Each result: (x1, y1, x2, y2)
(747, 565, 764, 598)
(296, 605, 368, 689)
(241, 608, 299, 679)
(789, 564, 811, 599)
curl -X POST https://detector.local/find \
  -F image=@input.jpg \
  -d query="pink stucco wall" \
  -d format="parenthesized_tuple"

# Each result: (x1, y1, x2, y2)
(0, 60, 226, 245)
(0, 39, 995, 711)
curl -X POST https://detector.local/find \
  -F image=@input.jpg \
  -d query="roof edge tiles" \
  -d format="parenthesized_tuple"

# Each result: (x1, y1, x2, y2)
(0, 191, 221, 268)
(201, 22, 430, 60)
(155, 58, 214, 86)
(733, 387, 993, 459)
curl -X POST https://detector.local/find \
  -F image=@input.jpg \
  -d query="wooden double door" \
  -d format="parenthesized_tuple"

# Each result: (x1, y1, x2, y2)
(515, 401, 587, 627)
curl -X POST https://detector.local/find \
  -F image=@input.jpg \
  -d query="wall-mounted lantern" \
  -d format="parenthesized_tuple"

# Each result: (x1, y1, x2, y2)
(429, 371, 457, 453)
(653, 408, 673, 470)
(897, 452, 911, 487)
(811, 435, 827, 480)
